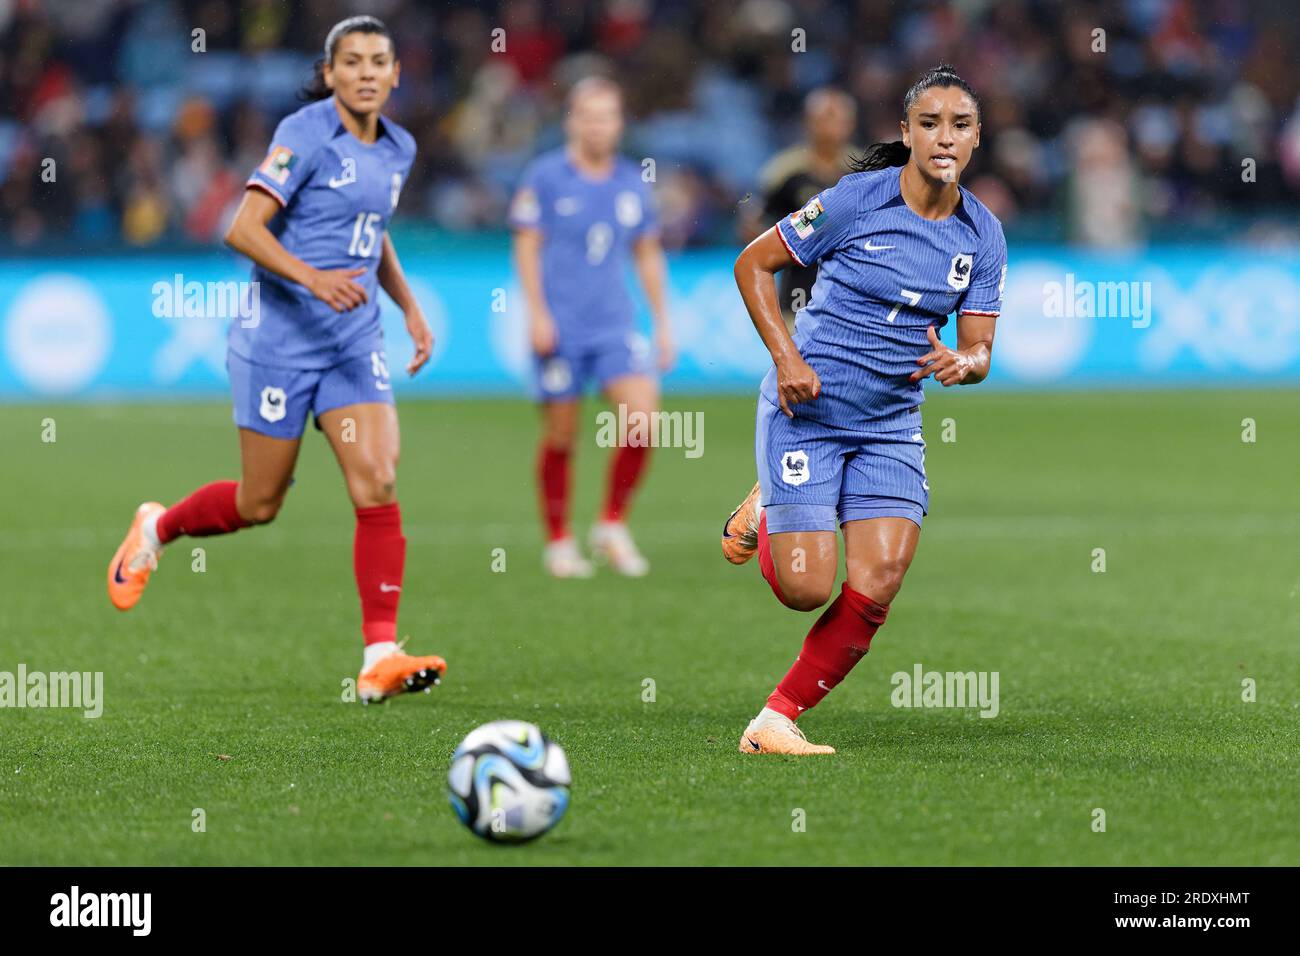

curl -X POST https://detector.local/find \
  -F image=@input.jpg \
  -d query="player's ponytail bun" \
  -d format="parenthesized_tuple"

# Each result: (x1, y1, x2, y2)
(298, 15, 396, 102)
(848, 63, 981, 173)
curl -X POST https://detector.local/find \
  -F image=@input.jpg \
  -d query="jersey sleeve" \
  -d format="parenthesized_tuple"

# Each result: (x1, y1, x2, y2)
(247, 113, 321, 208)
(508, 160, 549, 233)
(774, 178, 857, 267)
(959, 220, 1008, 317)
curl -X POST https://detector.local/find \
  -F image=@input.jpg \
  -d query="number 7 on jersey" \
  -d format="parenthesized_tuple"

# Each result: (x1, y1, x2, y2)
(886, 289, 922, 324)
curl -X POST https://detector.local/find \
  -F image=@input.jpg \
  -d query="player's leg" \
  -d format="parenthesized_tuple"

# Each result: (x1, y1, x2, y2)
(740, 424, 927, 755)
(538, 397, 590, 576)
(106, 354, 305, 610)
(737, 396, 843, 609)
(317, 392, 445, 703)
(736, 403, 853, 754)
(535, 349, 592, 578)
(740, 517, 917, 756)
(761, 527, 838, 611)
(590, 369, 657, 576)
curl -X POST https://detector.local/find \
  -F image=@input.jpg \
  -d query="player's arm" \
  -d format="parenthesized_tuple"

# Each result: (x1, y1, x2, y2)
(377, 232, 432, 376)
(734, 226, 820, 417)
(910, 312, 995, 386)
(632, 234, 675, 371)
(224, 188, 367, 313)
(512, 226, 556, 357)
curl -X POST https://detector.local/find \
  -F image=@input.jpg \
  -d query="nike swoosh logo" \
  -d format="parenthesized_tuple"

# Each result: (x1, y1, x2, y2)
(747, 738, 760, 751)
(113, 559, 128, 584)
(379, 583, 401, 592)
(863, 241, 895, 251)
(817, 680, 831, 692)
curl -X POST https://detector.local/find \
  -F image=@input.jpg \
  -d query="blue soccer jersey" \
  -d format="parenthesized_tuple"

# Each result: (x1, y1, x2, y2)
(229, 96, 417, 369)
(762, 166, 1007, 429)
(509, 148, 658, 349)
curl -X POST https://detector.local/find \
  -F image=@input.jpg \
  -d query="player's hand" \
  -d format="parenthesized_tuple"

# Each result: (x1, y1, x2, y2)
(775, 355, 821, 417)
(655, 325, 677, 372)
(911, 325, 977, 386)
(307, 267, 368, 313)
(530, 313, 558, 357)
(405, 308, 433, 377)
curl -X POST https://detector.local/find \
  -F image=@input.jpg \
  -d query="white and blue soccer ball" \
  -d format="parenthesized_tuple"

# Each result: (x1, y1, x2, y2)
(447, 720, 571, 842)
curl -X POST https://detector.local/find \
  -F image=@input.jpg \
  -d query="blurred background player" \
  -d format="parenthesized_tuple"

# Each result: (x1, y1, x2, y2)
(511, 76, 675, 578)
(740, 87, 859, 330)
(105, 16, 447, 703)
(723, 66, 1007, 755)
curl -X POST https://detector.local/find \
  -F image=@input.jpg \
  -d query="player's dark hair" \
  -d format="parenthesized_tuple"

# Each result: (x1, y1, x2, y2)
(299, 15, 396, 102)
(848, 64, 981, 172)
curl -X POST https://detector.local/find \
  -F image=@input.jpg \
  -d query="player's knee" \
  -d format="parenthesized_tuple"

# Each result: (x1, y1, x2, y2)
(855, 560, 909, 604)
(779, 575, 834, 612)
(349, 459, 397, 507)
(241, 495, 283, 526)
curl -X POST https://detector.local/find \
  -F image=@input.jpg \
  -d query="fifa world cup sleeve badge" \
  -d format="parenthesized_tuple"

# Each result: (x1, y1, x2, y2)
(259, 146, 297, 186)
(791, 197, 825, 239)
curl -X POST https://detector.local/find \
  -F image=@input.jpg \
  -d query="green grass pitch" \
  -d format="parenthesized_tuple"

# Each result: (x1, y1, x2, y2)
(1, 388, 1296, 865)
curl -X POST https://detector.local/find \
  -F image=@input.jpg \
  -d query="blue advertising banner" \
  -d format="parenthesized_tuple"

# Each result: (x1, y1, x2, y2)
(1, 244, 1298, 400)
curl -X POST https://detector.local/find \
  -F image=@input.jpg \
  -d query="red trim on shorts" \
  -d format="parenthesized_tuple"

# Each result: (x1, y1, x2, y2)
(959, 309, 1000, 317)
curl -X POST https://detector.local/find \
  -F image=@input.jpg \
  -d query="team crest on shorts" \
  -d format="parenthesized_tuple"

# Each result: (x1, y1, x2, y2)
(615, 190, 643, 228)
(259, 385, 287, 423)
(948, 253, 973, 291)
(541, 357, 572, 394)
(781, 450, 810, 486)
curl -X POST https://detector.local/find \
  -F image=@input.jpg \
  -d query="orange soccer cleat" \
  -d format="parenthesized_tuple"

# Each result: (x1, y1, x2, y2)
(357, 645, 448, 704)
(721, 481, 763, 565)
(107, 502, 167, 611)
(738, 708, 836, 755)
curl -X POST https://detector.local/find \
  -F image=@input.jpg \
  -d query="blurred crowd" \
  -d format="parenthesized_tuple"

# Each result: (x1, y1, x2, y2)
(2, 0, 1298, 251)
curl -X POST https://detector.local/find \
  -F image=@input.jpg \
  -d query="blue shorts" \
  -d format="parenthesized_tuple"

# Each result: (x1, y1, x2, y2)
(755, 397, 928, 533)
(534, 333, 654, 402)
(228, 347, 395, 440)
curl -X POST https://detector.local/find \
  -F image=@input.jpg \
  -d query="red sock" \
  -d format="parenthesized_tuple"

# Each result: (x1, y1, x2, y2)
(602, 443, 650, 522)
(354, 502, 405, 646)
(538, 444, 571, 542)
(757, 511, 786, 603)
(766, 582, 890, 720)
(156, 480, 250, 543)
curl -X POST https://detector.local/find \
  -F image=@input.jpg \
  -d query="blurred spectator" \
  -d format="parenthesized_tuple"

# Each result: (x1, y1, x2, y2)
(0, 0, 1296, 251)
(741, 87, 858, 324)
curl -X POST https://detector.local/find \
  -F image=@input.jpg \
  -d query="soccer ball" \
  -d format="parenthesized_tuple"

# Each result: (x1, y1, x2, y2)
(447, 720, 571, 842)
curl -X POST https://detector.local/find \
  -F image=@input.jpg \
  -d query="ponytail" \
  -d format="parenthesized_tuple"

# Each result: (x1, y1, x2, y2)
(849, 140, 911, 172)
(299, 59, 331, 102)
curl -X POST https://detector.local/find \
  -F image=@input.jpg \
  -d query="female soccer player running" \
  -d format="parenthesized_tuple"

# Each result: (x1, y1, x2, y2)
(511, 77, 674, 578)
(721, 66, 1007, 754)
(106, 16, 447, 703)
